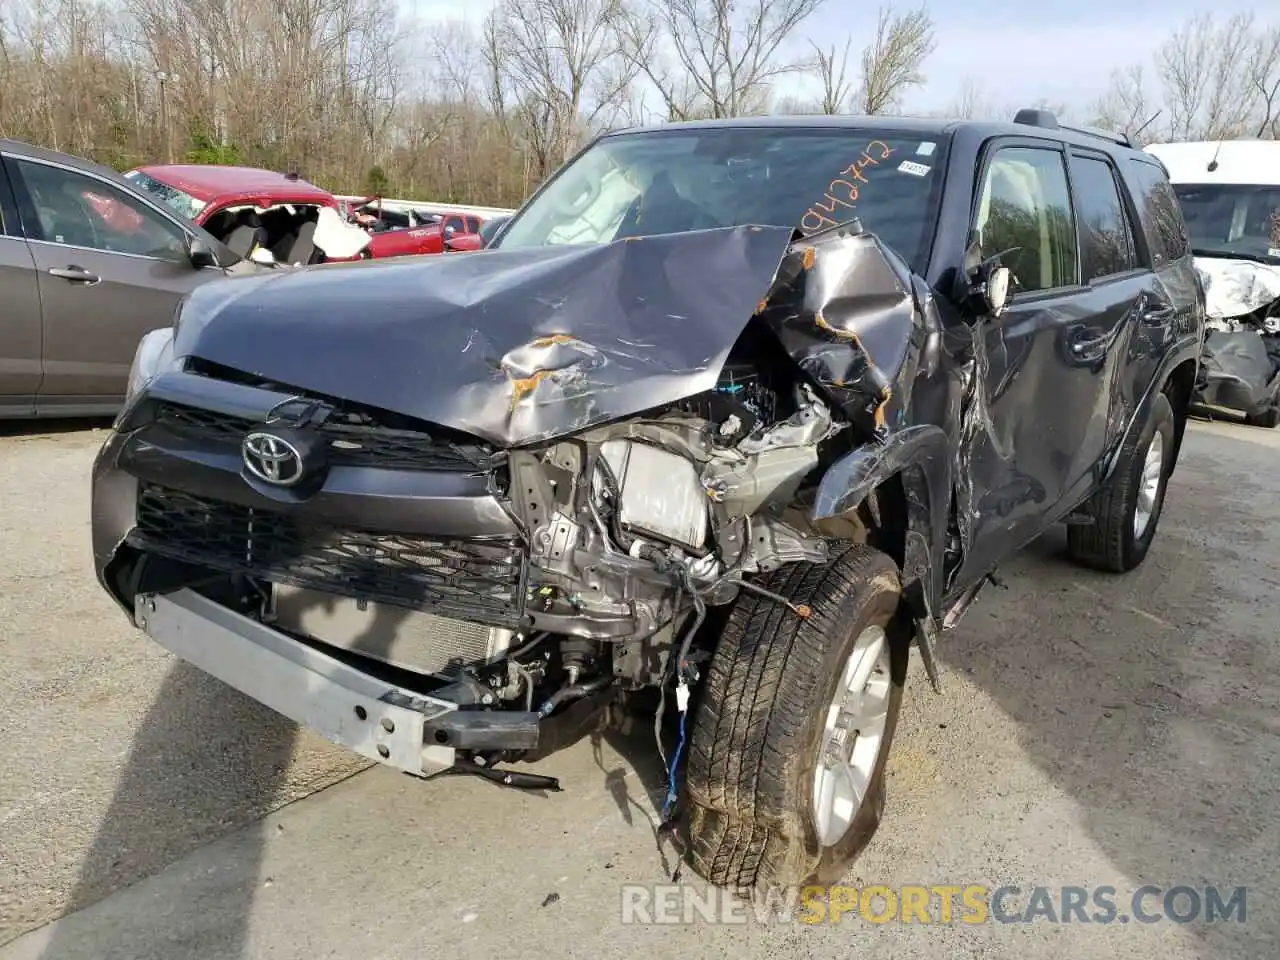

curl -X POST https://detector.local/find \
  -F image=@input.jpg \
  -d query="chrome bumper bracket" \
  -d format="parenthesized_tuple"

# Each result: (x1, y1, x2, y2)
(135, 588, 459, 776)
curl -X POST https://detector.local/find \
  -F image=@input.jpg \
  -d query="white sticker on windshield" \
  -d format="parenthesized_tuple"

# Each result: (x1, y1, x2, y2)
(916, 141, 936, 157)
(898, 160, 931, 176)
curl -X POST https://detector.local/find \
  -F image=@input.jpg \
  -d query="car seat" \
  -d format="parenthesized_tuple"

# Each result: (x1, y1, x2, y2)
(282, 220, 318, 265)
(615, 171, 710, 238)
(223, 210, 266, 259)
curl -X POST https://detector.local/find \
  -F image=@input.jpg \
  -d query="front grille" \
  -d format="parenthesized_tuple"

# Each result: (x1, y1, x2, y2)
(131, 485, 525, 626)
(152, 401, 495, 473)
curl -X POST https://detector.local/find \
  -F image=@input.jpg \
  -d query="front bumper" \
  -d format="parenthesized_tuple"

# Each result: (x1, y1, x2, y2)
(1192, 369, 1280, 416)
(1192, 332, 1280, 416)
(134, 587, 540, 776)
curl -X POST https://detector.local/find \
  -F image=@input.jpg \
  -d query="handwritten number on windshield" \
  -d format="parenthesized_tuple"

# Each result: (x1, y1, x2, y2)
(801, 140, 896, 234)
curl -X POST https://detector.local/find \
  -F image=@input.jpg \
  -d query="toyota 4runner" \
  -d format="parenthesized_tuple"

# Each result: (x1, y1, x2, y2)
(91, 110, 1204, 889)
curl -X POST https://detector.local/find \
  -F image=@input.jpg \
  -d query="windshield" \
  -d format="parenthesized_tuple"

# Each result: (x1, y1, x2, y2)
(123, 170, 209, 221)
(496, 127, 948, 271)
(1173, 182, 1280, 264)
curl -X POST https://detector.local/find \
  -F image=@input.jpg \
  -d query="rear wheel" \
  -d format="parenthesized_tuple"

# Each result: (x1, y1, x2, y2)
(1067, 392, 1175, 572)
(682, 544, 909, 889)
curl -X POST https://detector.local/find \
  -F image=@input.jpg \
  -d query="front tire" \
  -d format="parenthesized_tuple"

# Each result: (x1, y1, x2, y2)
(682, 544, 909, 889)
(1067, 392, 1175, 572)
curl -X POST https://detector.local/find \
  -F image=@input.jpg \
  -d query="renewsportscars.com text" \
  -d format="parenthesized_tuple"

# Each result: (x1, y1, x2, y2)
(619, 883, 1247, 926)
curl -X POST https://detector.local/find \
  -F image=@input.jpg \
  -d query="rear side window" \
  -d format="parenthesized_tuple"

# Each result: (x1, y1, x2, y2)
(1068, 154, 1137, 280)
(975, 146, 1078, 293)
(1125, 160, 1190, 265)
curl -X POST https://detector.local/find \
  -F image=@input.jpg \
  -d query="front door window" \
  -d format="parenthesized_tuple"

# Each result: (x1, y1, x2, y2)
(14, 160, 188, 261)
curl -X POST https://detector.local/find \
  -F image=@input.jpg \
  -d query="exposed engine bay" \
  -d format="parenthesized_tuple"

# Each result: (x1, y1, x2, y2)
(258, 344, 856, 770)
(1193, 257, 1280, 424)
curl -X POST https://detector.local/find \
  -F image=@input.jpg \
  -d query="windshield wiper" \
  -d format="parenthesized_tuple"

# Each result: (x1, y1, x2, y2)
(1192, 247, 1280, 265)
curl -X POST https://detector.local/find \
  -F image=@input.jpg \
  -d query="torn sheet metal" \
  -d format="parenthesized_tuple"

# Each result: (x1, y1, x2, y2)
(1197, 330, 1280, 413)
(1194, 256, 1280, 321)
(174, 225, 796, 446)
(754, 229, 919, 438)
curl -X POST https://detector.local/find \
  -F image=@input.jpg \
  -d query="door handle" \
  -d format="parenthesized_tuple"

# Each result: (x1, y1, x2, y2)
(1066, 324, 1118, 363)
(1134, 291, 1175, 323)
(48, 266, 100, 285)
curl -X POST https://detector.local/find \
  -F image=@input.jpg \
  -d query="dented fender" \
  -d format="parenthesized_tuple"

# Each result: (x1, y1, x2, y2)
(758, 229, 919, 437)
(811, 424, 952, 609)
(1101, 332, 1201, 485)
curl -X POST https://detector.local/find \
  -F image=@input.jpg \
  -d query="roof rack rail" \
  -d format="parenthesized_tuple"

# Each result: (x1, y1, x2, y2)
(1011, 108, 1132, 148)
(1060, 122, 1132, 148)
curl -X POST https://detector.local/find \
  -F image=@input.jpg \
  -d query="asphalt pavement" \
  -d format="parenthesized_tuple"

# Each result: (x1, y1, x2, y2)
(0, 417, 1276, 959)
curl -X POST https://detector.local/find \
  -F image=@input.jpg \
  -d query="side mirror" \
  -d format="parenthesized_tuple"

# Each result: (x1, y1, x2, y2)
(956, 238, 1018, 320)
(443, 225, 457, 238)
(188, 236, 220, 269)
(979, 265, 1013, 318)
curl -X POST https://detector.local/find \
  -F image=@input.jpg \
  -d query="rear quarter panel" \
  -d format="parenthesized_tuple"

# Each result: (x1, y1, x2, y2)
(1115, 157, 1205, 402)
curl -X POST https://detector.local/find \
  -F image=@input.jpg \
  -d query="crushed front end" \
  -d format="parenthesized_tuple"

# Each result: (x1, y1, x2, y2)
(1192, 256, 1280, 423)
(91, 223, 929, 784)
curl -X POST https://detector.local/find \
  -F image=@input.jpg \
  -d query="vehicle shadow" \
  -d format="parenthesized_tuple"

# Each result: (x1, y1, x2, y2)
(29, 662, 302, 960)
(935, 447, 1279, 952)
(0, 417, 114, 440)
(590, 721, 680, 877)
(27, 597, 411, 959)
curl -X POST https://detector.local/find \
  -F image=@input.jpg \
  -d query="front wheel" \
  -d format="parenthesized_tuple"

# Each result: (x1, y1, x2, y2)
(682, 544, 909, 889)
(1067, 392, 1175, 572)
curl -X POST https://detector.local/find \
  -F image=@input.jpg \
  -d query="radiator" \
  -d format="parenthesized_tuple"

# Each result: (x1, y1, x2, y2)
(269, 583, 515, 678)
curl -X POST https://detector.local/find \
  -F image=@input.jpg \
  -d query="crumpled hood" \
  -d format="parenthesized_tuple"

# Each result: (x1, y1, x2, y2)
(1193, 256, 1280, 320)
(174, 225, 795, 446)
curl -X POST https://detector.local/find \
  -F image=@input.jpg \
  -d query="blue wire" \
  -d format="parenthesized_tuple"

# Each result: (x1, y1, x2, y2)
(662, 708, 689, 821)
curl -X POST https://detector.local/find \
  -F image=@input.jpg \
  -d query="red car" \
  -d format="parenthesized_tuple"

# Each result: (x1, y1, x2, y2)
(444, 215, 511, 253)
(346, 195, 485, 256)
(123, 165, 362, 264)
(125, 164, 488, 263)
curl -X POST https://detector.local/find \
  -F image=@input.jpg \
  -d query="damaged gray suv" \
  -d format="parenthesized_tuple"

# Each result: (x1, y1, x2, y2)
(92, 110, 1204, 889)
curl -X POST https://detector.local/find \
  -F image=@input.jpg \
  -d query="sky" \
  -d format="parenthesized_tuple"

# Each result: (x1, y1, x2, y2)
(402, 0, 1279, 119)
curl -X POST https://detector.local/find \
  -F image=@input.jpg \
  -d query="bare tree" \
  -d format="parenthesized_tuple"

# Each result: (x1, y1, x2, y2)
(944, 76, 996, 120)
(810, 37, 853, 114)
(1094, 11, 1280, 144)
(11, 0, 1277, 221)
(856, 5, 935, 116)
(1157, 12, 1257, 140)
(1090, 65, 1157, 143)
(1246, 25, 1280, 138)
(617, 0, 828, 121)
(483, 0, 634, 181)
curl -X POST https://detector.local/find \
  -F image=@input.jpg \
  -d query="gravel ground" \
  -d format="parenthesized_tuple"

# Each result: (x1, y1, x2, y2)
(0, 417, 1276, 959)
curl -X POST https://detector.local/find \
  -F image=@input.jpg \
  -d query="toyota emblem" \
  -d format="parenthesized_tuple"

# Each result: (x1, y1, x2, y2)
(242, 431, 305, 486)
